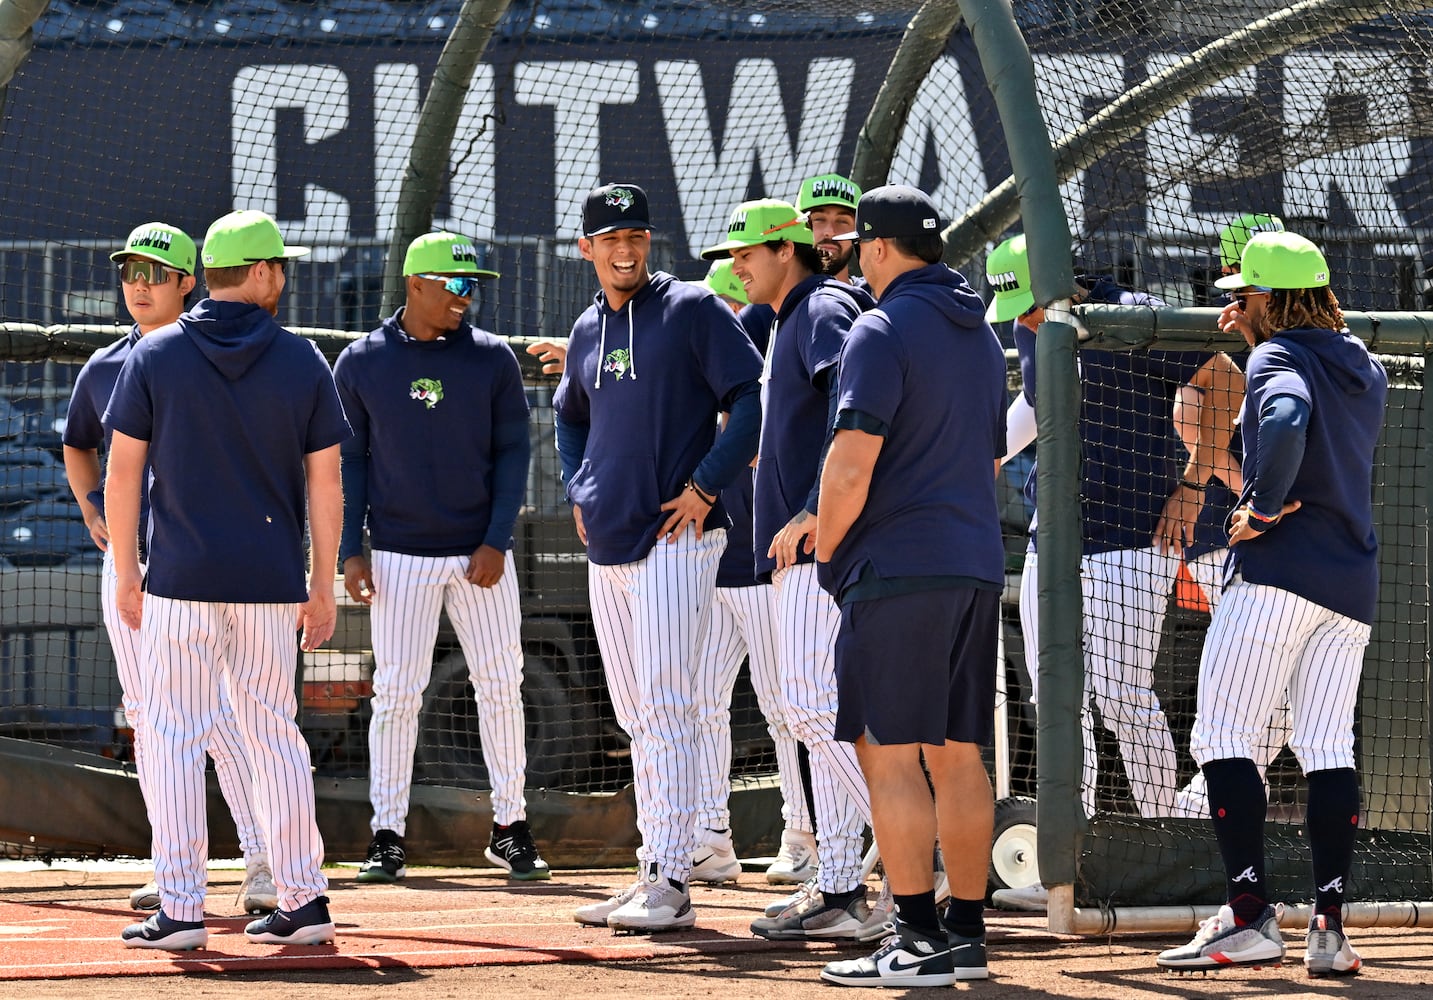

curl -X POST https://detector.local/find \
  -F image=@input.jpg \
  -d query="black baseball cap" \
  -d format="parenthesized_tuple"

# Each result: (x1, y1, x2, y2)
(582, 183, 652, 237)
(834, 184, 943, 241)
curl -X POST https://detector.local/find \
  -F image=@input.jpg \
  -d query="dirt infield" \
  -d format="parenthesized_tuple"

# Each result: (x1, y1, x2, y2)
(3, 864, 1431, 997)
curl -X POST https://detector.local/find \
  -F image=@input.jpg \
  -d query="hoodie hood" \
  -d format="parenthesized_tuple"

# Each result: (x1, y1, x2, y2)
(878, 262, 988, 328)
(181, 299, 281, 381)
(1273, 327, 1382, 395)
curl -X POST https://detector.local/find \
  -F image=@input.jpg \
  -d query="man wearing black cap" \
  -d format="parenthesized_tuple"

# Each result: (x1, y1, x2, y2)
(555, 183, 764, 932)
(815, 185, 1007, 985)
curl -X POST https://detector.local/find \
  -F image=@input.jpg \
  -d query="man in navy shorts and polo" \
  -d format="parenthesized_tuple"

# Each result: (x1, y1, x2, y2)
(815, 186, 1007, 987)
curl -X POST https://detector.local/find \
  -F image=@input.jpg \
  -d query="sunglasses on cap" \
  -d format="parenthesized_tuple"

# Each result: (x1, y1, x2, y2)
(416, 273, 479, 297)
(118, 259, 182, 285)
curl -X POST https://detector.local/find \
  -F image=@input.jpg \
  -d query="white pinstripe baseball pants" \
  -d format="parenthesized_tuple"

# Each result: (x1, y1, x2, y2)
(1019, 546, 1181, 818)
(140, 596, 326, 922)
(367, 549, 527, 832)
(1192, 579, 1368, 774)
(102, 551, 267, 863)
(693, 581, 810, 834)
(771, 563, 870, 895)
(588, 526, 725, 884)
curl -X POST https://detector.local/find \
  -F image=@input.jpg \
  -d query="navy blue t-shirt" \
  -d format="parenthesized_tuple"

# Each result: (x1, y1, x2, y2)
(64, 326, 151, 534)
(820, 263, 1007, 599)
(334, 313, 530, 561)
(1230, 327, 1387, 624)
(1015, 278, 1209, 555)
(103, 300, 352, 603)
(553, 272, 764, 566)
(753, 275, 870, 581)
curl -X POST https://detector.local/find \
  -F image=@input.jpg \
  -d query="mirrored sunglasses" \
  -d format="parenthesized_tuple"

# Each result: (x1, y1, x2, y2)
(417, 273, 479, 297)
(118, 259, 180, 285)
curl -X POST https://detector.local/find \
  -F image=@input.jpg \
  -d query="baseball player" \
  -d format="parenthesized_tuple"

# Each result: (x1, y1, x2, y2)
(989, 234, 1243, 833)
(335, 232, 547, 884)
(797, 173, 862, 285)
(557, 183, 764, 932)
(686, 259, 812, 887)
(64, 222, 276, 916)
(1171, 212, 1292, 819)
(816, 185, 1008, 986)
(106, 210, 349, 950)
(702, 199, 881, 942)
(1158, 232, 1387, 975)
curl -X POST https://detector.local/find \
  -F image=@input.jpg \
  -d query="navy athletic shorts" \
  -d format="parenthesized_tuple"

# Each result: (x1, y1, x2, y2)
(833, 586, 999, 747)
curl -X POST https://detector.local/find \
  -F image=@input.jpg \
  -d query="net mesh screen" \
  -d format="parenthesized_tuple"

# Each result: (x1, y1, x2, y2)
(0, 0, 1427, 899)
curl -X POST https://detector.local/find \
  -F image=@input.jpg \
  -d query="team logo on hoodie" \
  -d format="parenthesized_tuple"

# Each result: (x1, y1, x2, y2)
(603, 348, 632, 380)
(410, 377, 444, 408)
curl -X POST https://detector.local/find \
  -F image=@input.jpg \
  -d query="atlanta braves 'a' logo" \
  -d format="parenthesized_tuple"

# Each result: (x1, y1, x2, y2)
(410, 377, 444, 409)
(603, 348, 632, 380)
(605, 187, 636, 212)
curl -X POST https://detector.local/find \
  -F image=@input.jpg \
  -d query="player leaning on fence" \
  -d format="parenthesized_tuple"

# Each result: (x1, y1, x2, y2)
(1157, 232, 1388, 977)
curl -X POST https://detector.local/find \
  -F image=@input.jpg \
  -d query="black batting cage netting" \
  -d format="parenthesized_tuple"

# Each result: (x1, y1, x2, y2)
(0, 0, 1429, 909)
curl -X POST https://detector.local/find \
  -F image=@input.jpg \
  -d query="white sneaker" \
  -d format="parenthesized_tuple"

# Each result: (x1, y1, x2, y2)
(607, 867, 696, 932)
(239, 855, 279, 914)
(763, 873, 820, 918)
(822, 918, 974, 987)
(991, 882, 1049, 912)
(765, 828, 818, 885)
(1156, 903, 1286, 971)
(690, 828, 741, 884)
(129, 880, 160, 911)
(574, 876, 644, 926)
(1304, 914, 1362, 977)
(1172, 772, 1210, 819)
(855, 875, 894, 943)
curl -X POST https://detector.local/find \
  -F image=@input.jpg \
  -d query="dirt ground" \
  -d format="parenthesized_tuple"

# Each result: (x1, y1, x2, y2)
(12, 926, 1433, 998)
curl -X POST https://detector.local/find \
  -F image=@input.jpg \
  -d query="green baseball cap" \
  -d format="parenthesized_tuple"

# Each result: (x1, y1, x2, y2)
(797, 173, 861, 212)
(200, 210, 309, 268)
(403, 231, 500, 278)
(985, 234, 1034, 323)
(1214, 231, 1330, 291)
(702, 259, 748, 305)
(1217, 212, 1285, 270)
(109, 222, 196, 273)
(701, 199, 814, 261)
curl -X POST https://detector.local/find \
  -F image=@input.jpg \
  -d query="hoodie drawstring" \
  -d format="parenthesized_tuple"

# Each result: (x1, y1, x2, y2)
(593, 302, 637, 388)
(595, 312, 606, 389)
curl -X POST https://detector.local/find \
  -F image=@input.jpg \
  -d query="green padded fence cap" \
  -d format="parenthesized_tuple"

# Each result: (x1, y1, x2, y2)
(796, 173, 861, 212)
(201, 210, 308, 267)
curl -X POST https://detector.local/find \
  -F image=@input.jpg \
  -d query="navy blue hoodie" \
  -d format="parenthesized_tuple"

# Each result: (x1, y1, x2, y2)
(1231, 326, 1387, 623)
(103, 299, 351, 602)
(553, 272, 764, 566)
(64, 326, 151, 538)
(819, 263, 1007, 600)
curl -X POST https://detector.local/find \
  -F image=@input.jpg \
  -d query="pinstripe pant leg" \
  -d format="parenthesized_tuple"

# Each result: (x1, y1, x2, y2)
(141, 596, 222, 923)
(588, 557, 644, 864)
(773, 563, 869, 895)
(691, 586, 747, 832)
(446, 550, 528, 825)
(205, 683, 267, 862)
(1286, 606, 1368, 774)
(102, 550, 152, 812)
(1192, 580, 1319, 766)
(733, 583, 810, 833)
(1083, 547, 1181, 817)
(224, 602, 327, 909)
(367, 550, 447, 836)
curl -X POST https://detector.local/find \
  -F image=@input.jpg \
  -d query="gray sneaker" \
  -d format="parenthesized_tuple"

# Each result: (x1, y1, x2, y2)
(238, 855, 278, 914)
(606, 868, 696, 932)
(574, 877, 644, 926)
(1157, 903, 1286, 971)
(763, 873, 819, 918)
(750, 884, 870, 940)
(854, 876, 893, 943)
(1304, 914, 1362, 977)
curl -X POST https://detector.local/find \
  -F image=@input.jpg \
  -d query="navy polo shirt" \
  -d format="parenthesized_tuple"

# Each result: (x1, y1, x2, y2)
(820, 263, 1007, 600)
(103, 300, 352, 603)
(334, 313, 530, 561)
(1230, 326, 1387, 624)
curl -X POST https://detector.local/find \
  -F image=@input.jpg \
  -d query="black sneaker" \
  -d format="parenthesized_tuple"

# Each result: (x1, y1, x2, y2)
(244, 895, 336, 945)
(357, 829, 407, 883)
(120, 910, 208, 951)
(484, 819, 552, 881)
(821, 918, 960, 987)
